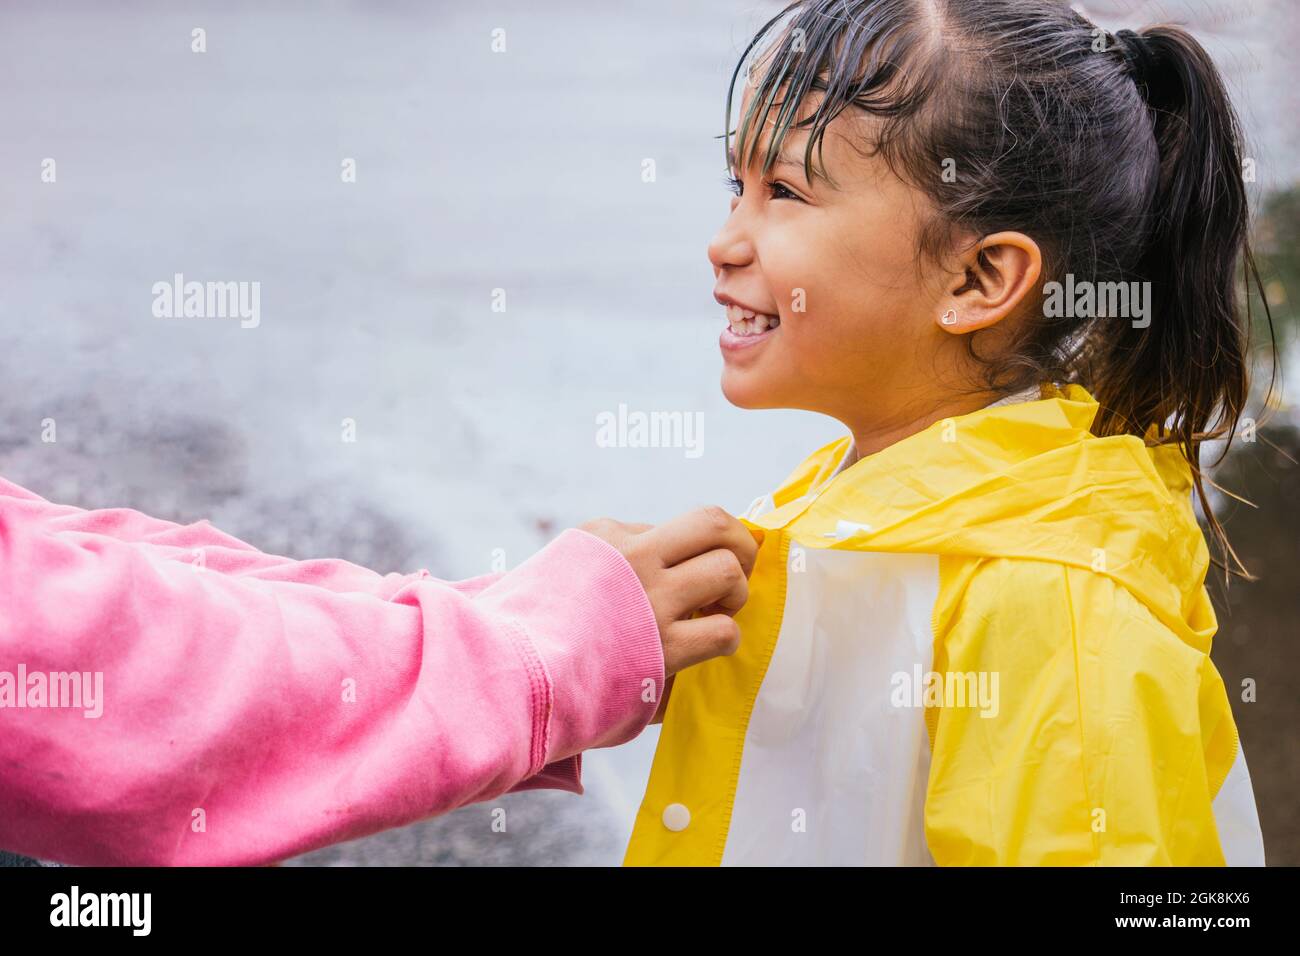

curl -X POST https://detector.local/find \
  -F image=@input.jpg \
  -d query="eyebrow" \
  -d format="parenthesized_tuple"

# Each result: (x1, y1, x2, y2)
(727, 146, 810, 175)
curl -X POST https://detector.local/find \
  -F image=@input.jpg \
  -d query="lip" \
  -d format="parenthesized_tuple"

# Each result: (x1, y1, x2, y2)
(719, 324, 779, 354)
(713, 290, 779, 316)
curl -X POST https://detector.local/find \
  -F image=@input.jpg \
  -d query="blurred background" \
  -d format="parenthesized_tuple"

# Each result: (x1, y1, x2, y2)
(0, 0, 1295, 866)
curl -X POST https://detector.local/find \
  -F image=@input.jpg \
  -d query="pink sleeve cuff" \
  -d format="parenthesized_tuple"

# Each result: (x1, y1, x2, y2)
(507, 754, 583, 795)
(484, 528, 664, 793)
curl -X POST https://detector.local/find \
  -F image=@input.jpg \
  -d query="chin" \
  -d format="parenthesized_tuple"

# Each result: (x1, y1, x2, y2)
(720, 370, 780, 409)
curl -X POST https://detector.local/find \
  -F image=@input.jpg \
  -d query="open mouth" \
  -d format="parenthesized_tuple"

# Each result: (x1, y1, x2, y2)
(724, 303, 781, 336)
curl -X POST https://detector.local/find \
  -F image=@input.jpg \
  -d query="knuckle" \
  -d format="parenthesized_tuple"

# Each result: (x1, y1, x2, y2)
(582, 517, 619, 538)
(715, 549, 744, 583)
(733, 576, 750, 604)
(699, 505, 732, 534)
(714, 618, 742, 654)
(700, 549, 731, 582)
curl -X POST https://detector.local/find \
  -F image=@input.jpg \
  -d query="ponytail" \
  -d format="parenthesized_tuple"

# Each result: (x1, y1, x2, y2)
(1087, 25, 1277, 578)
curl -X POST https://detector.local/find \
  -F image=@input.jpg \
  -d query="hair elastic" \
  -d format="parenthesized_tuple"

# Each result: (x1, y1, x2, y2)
(1112, 29, 1159, 87)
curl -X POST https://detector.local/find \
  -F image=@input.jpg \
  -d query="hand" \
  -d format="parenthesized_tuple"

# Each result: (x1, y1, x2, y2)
(579, 507, 760, 677)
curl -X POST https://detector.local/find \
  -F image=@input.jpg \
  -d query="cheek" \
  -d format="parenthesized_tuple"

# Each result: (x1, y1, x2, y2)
(757, 235, 818, 318)
(783, 298, 871, 381)
(784, 227, 923, 359)
(777, 282, 916, 401)
(721, 200, 931, 406)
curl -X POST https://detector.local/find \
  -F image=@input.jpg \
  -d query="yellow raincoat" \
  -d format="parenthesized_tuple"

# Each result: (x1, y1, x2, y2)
(625, 384, 1264, 865)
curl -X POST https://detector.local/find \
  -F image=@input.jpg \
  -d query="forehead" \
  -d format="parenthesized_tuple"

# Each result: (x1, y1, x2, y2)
(733, 56, 819, 150)
(730, 28, 875, 172)
(730, 78, 875, 186)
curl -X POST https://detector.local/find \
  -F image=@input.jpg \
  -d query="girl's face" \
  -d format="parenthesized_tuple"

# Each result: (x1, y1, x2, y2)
(709, 95, 977, 438)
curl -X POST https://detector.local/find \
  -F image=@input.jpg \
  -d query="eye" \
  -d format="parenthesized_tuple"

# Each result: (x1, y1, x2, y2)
(724, 173, 743, 196)
(768, 180, 801, 201)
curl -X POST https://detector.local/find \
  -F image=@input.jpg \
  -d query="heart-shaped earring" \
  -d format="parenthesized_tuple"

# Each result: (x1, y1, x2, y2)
(941, 309, 957, 326)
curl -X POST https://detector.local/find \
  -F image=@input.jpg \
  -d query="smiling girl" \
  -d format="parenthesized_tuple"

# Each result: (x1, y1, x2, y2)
(626, 0, 1273, 866)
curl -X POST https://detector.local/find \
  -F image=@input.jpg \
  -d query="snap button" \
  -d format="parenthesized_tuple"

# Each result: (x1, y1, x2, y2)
(662, 803, 691, 832)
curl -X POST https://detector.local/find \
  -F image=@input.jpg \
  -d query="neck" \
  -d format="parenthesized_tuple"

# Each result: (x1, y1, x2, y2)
(841, 389, 1003, 464)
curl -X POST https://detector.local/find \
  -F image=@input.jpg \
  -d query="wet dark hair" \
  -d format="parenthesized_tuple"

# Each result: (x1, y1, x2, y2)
(726, 0, 1277, 576)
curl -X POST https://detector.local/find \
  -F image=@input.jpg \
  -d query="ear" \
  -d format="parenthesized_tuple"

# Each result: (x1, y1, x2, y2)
(934, 232, 1042, 335)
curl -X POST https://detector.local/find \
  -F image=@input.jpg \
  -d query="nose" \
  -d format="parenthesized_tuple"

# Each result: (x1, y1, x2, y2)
(707, 200, 755, 274)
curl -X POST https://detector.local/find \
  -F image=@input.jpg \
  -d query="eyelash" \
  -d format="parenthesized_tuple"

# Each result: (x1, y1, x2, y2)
(724, 174, 800, 202)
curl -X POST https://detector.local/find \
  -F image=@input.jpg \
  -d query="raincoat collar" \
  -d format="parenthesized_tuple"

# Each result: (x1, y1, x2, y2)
(744, 383, 1215, 652)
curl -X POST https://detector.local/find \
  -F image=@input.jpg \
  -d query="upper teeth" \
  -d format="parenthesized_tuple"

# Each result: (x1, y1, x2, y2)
(726, 303, 780, 336)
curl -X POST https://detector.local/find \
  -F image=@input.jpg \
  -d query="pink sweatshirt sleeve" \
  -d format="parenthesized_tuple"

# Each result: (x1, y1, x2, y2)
(0, 478, 663, 865)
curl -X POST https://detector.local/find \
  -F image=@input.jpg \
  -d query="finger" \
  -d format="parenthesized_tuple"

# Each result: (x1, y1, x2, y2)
(644, 506, 758, 577)
(664, 548, 748, 619)
(662, 614, 742, 674)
